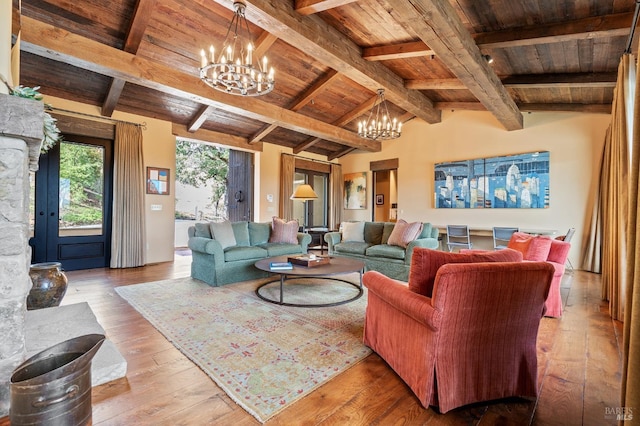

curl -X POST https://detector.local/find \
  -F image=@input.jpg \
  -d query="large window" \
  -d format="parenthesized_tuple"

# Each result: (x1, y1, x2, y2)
(293, 169, 328, 229)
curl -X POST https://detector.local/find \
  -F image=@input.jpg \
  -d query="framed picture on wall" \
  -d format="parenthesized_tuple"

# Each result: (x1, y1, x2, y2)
(376, 194, 384, 205)
(344, 172, 367, 209)
(147, 167, 170, 195)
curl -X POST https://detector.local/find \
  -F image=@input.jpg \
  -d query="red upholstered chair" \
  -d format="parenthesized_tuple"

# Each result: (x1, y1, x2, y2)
(363, 259, 554, 413)
(506, 232, 571, 318)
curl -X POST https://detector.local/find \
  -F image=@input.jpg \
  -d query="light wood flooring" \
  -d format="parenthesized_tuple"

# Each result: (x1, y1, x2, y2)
(1, 253, 623, 425)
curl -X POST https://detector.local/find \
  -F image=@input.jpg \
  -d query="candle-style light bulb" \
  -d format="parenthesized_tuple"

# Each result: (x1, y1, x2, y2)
(200, 49, 207, 68)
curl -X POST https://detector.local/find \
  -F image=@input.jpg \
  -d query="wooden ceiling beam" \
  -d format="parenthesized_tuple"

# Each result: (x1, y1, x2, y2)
(363, 41, 435, 61)
(228, 0, 441, 124)
(187, 105, 215, 132)
(379, 0, 522, 130)
(21, 16, 380, 152)
(249, 123, 279, 144)
(328, 147, 355, 160)
(295, 0, 359, 15)
(254, 31, 278, 59)
(407, 72, 618, 90)
(101, 0, 157, 117)
(435, 102, 612, 114)
(474, 12, 633, 50)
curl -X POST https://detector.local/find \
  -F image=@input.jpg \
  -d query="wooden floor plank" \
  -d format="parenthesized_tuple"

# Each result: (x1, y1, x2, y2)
(0, 255, 622, 425)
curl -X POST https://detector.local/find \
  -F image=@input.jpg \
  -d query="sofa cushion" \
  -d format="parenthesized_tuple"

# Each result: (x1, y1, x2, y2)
(508, 232, 553, 261)
(224, 246, 268, 262)
(366, 244, 406, 260)
(364, 222, 384, 245)
(249, 222, 271, 245)
(408, 248, 524, 297)
(210, 221, 237, 249)
(194, 222, 212, 238)
(342, 221, 365, 242)
(388, 219, 423, 248)
(269, 217, 298, 244)
(381, 223, 395, 244)
(335, 241, 371, 256)
(232, 221, 250, 247)
(259, 243, 304, 257)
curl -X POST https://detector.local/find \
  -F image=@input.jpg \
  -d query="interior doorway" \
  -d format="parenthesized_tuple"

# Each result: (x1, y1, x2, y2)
(371, 158, 399, 223)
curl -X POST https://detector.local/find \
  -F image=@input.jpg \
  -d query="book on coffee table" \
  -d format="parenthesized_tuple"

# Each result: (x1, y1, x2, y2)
(288, 255, 330, 267)
(270, 262, 293, 270)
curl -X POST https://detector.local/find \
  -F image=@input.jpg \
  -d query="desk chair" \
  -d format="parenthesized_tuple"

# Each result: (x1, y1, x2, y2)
(446, 225, 472, 252)
(492, 227, 519, 250)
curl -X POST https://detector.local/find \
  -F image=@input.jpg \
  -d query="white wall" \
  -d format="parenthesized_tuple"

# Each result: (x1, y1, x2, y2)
(339, 110, 610, 266)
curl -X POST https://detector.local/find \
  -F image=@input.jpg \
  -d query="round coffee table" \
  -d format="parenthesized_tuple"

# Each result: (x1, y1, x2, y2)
(254, 256, 365, 307)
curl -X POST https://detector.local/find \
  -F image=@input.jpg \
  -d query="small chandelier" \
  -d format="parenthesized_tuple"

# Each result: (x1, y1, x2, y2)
(199, 1, 275, 96)
(358, 89, 402, 140)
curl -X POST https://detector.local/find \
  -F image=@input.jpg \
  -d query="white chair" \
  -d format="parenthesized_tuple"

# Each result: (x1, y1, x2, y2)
(556, 228, 576, 270)
(492, 227, 519, 250)
(446, 225, 472, 252)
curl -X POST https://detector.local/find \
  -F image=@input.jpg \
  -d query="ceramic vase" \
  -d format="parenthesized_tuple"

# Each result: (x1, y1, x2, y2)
(27, 262, 68, 310)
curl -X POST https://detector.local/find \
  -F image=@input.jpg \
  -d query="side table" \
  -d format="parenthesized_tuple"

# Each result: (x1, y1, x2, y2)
(307, 228, 336, 255)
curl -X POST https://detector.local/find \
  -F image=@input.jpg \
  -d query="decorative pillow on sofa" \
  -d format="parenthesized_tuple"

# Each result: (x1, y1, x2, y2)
(269, 217, 299, 244)
(387, 219, 423, 248)
(210, 221, 237, 249)
(342, 221, 365, 242)
(408, 247, 523, 297)
(507, 232, 553, 261)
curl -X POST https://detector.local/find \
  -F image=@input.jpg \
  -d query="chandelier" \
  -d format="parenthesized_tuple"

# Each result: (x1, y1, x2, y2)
(358, 89, 402, 140)
(199, 1, 275, 96)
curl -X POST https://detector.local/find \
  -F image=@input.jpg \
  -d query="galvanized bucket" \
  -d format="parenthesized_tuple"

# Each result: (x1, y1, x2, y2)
(10, 334, 105, 426)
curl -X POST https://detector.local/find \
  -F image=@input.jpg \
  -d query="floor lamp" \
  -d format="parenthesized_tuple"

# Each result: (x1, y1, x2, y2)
(290, 184, 318, 232)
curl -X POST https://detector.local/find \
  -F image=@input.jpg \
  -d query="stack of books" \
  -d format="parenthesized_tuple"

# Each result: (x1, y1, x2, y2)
(269, 261, 293, 270)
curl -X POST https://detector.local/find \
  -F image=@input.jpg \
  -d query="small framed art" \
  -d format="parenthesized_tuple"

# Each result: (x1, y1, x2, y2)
(147, 167, 170, 195)
(376, 194, 384, 205)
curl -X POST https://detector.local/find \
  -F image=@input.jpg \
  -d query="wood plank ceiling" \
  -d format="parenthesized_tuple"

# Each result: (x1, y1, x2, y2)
(12, 0, 636, 159)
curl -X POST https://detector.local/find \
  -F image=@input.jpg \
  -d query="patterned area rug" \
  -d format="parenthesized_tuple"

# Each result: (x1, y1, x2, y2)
(115, 275, 371, 423)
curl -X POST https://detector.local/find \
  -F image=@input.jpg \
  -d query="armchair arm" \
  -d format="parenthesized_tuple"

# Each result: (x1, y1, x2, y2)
(405, 238, 440, 265)
(363, 271, 441, 331)
(297, 232, 312, 252)
(188, 237, 225, 266)
(324, 232, 342, 254)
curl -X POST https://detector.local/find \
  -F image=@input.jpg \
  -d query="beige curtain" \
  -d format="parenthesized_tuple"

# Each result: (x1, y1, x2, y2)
(110, 122, 146, 268)
(622, 50, 640, 422)
(329, 163, 343, 230)
(279, 153, 295, 220)
(601, 54, 632, 321)
(582, 128, 606, 273)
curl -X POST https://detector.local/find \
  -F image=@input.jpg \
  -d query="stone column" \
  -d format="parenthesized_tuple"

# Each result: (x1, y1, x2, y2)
(0, 94, 44, 416)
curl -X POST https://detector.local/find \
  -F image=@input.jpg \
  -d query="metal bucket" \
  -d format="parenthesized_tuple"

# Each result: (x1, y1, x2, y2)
(10, 334, 105, 426)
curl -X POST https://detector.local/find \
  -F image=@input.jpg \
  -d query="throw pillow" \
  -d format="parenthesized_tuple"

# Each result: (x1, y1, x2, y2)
(209, 221, 237, 249)
(508, 232, 553, 261)
(387, 219, 423, 248)
(342, 221, 365, 242)
(408, 247, 523, 297)
(231, 221, 250, 247)
(269, 217, 299, 244)
(381, 222, 395, 244)
(249, 222, 271, 245)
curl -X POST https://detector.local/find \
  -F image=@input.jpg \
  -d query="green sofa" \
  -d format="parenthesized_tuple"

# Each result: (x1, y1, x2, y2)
(324, 221, 439, 281)
(188, 221, 312, 286)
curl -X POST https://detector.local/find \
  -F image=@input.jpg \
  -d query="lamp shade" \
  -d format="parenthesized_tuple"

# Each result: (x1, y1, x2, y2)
(290, 184, 318, 201)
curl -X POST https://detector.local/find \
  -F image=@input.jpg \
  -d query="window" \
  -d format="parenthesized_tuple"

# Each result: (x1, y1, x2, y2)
(293, 169, 328, 229)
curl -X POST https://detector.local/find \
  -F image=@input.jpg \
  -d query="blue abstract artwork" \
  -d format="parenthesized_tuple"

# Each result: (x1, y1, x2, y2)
(434, 151, 550, 209)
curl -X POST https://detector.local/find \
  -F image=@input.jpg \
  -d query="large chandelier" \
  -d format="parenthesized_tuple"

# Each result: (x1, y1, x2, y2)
(199, 1, 275, 96)
(358, 89, 402, 140)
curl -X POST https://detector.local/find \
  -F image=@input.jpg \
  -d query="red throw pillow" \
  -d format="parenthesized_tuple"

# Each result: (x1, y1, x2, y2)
(269, 217, 299, 244)
(508, 232, 552, 261)
(408, 247, 523, 297)
(387, 219, 423, 248)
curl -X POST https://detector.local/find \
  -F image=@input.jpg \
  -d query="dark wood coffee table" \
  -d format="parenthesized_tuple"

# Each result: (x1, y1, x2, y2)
(254, 256, 365, 307)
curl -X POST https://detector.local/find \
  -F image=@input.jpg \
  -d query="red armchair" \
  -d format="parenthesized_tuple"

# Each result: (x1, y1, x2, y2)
(506, 232, 571, 318)
(363, 258, 554, 413)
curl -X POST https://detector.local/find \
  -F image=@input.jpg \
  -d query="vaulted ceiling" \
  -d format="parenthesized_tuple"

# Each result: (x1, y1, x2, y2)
(12, 0, 635, 159)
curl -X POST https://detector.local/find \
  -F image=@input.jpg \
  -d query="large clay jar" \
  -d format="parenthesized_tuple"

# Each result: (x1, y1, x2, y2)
(27, 262, 68, 310)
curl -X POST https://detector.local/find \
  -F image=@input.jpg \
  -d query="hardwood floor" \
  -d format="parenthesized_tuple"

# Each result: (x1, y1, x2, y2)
(1, 255, 622, 425)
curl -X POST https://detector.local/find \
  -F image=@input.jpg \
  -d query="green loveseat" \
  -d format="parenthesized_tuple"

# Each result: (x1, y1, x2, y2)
(188, 221, 312, 286)
(324, 221, 439, 281)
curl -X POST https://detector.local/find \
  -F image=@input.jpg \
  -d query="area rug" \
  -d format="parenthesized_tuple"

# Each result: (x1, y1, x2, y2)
(115, 275, 371, 423)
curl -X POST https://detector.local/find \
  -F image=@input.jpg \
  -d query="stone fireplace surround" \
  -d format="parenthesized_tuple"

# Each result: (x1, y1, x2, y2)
(0, 94, 126, 417)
